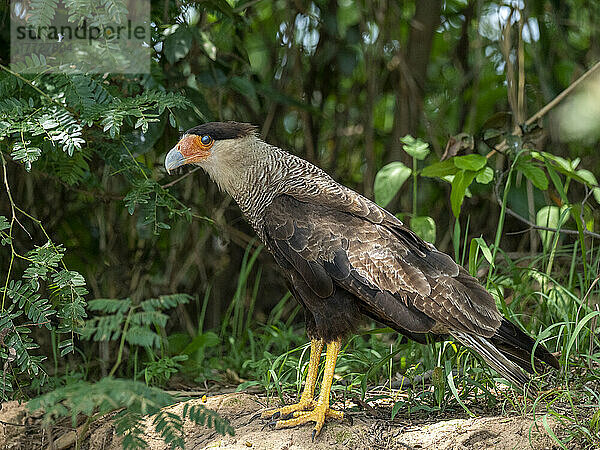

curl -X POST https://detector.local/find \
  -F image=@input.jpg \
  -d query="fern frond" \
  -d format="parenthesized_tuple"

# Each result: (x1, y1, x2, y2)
(53, 73, 113, 123)
(140, 294, 192, 311)
(41, 147, 91, 185)
(152, 410, 184, 449)
(10, 141, 42, 171)
(81, 313, 125, 341)
(28, 378, 176, 423)
(9, 54, 49, 75)
(115, 411, 148, 450)
(182, 403, 235, 436)
(131, 310, 169, 328)
(3, 280, 55, 329)
(0, 310, 48, 377)
(0, 216, 10, 246)
(27, 0, 59, 36)
(28, 380, 233, 449)
(88, 298, 132, 314)
(125, 325, 161, 348)
(101, 0, 129, 23)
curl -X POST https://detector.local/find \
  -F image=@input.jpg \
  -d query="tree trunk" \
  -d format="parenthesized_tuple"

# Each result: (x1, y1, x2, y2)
(389, 0, 442, 163)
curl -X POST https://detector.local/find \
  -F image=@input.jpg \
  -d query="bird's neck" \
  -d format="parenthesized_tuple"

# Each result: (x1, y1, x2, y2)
(203, 139, 291, 233)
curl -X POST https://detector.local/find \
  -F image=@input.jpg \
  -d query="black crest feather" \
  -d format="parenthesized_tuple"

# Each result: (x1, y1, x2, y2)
(185, 122, 257, 140)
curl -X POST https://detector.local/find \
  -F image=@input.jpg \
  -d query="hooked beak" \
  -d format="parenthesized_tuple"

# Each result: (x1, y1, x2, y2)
(164, 147, 187, 174)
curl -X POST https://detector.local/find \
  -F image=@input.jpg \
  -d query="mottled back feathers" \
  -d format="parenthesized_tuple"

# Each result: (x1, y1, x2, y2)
(263, 195, 502, 337)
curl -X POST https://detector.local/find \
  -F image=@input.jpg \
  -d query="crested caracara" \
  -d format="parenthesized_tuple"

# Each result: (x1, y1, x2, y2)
(165, 121, 559, 438)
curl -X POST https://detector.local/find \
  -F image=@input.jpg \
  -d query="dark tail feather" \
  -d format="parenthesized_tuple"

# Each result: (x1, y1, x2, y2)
(492, 319, 560, 372)
(453, 331, 530, 387)
(453, 319, 560, 389)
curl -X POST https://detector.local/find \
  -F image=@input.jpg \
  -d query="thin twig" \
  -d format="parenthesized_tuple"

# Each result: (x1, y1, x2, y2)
(1, 153, 32, 239)
(494, 176, 600, 239)
(525, 60, 600, 127)
(161, 166, 202, 188)
(0, 63, 68, 113)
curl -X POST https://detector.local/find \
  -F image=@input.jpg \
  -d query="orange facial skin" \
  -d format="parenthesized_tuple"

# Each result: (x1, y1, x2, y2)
(177, 134, 213, 163)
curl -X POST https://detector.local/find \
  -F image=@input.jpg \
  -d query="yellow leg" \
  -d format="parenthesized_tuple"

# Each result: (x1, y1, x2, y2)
(274, 339, 344, 439)
(261, 339, 324, 419)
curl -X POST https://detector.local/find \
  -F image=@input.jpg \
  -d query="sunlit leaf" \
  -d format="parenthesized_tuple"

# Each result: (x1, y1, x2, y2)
(453, 154, 487, 171)
(517, 161, 548, 190)
(401, 135, 430, 160)
(421, 160, 459, 178)
(374, 162, 411, 207)
(576, 169, 600, 204)
(536, 206, 562, 250)
(475, 166, 494, 184)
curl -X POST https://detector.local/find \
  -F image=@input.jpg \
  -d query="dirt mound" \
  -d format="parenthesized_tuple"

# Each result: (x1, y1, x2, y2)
(0, 393, 562, 449)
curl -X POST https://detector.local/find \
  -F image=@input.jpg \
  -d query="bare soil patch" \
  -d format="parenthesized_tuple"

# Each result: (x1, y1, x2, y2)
(0, 393, 564, 449)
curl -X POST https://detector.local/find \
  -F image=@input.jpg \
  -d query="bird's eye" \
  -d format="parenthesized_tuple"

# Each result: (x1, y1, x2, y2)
(201, 135, 212, 145)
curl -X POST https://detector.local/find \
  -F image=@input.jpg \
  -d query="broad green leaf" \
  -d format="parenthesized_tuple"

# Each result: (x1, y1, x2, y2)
(517, 161, 548, 190)
(475, 166, 494, 184)
(576, 169, 600, 204)
(400, 135, 430, 160)
(421, 160, 459, 178)
(374, 162, 411, 207)
(536, 206, 561, 250)
(453, 154, 487, 171)
(410, 216, 436, 243)
(450, 170, 477, 217)
(182, 331, 220, 356)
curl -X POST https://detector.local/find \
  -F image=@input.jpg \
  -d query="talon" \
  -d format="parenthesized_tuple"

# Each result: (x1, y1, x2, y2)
(262, 418, 279, 431)
(248, 412, 262, 424)
(312, 429, 317, 442)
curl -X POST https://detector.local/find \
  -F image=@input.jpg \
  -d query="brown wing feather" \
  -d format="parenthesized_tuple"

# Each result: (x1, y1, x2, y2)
(263, 194, 502, 338)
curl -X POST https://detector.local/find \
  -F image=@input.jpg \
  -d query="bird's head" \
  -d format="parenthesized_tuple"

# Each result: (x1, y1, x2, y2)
(164, 121, 259, 175)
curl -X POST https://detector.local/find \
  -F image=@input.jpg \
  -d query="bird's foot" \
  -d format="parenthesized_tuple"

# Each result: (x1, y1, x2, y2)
(271, 401, 343, 440)
(261, 399, 316, 420)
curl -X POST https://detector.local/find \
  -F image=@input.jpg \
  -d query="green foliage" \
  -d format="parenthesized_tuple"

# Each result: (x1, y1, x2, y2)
(0, 236, 88, 396)
(28, 378, 233, 449)
(2, 0, 600, 447)
(536, 206, 567, 250)
(145, 355, 188, 386)
(82, 294, 190, 349)
(374, 162, 411, 207)
(401, 135, 430, 160)
(28, 0, 59, 33)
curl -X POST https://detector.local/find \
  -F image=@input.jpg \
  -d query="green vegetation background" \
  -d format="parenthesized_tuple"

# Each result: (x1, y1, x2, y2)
(0, 0, 599, 448)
